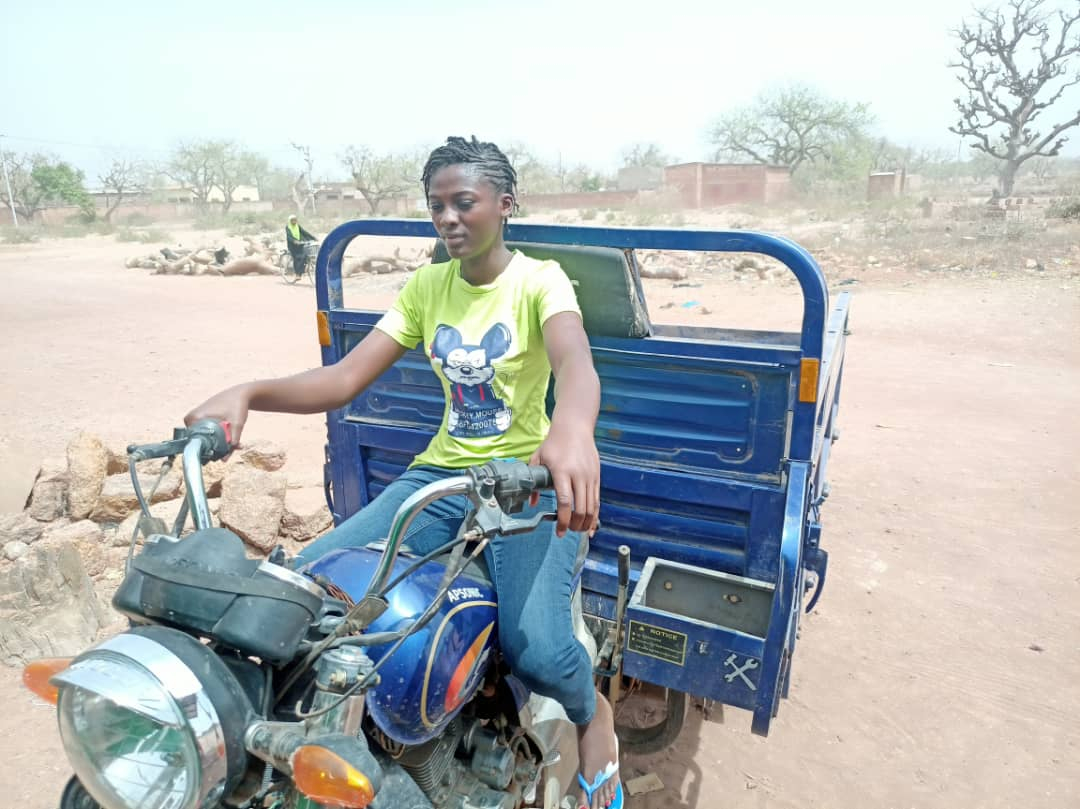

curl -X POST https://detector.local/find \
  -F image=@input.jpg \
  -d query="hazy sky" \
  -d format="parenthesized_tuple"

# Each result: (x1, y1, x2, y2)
(3, 0, 1079, 181)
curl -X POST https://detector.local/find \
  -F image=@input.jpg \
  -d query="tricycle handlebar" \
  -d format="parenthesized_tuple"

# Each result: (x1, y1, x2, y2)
(362, 460, 554, 599)
(128, 420, 235, 532)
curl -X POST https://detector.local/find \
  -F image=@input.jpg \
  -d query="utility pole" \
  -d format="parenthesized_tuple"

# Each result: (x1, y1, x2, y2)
(0, 134, 19, 228)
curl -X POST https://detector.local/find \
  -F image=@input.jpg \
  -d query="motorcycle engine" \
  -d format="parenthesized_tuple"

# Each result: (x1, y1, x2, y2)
(372, 716, 528, 809)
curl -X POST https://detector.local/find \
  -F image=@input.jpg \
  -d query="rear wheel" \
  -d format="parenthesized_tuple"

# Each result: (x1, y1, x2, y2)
(612, 681, 687, 755)
(280, 252, 301, 284)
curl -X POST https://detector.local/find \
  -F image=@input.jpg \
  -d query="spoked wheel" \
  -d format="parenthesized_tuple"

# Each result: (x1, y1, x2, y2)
(301, 244, 319, 286)
(60, 776, 102, 809)
(612, 680, 687, 755)
(280, 255, 302, 284)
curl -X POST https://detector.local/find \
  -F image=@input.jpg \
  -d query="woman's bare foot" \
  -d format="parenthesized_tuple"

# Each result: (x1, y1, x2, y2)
(577, 690, 620, 809)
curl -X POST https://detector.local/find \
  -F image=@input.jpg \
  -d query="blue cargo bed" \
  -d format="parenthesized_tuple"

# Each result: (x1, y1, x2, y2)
(315, 221, 849, 736)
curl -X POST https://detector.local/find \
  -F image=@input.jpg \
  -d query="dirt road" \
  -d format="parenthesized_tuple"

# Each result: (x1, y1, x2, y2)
(1, 231, 1077, 807)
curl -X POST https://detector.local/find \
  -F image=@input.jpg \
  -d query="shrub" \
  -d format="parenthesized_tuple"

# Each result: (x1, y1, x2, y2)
(1, 226, 39, 244)
(1047, 198, 1080, 220)
(115, 227, 171, 244)
(123, 212, 155, 227)
(581, 208, 598, 221)
(53, 224, 91, 238)
(144, 227, 172, 242)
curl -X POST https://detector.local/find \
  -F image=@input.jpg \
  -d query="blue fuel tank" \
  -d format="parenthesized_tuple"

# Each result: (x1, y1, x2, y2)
(304, 547, 498, 745)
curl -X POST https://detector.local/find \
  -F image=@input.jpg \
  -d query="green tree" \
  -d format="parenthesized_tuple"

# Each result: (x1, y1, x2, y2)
(949, 0, 1080, 195)
(564, 163, 609, 192)
(98, 158, 147, 223)
(709, 85, 873, 173)
(502, 143, 561, 195)
(0, 152, 92, 221)
(165, 141, 219, 211)
(210, 142, 255, 214)
(243, 154, 293, 201)
(621, 142, 670, 168)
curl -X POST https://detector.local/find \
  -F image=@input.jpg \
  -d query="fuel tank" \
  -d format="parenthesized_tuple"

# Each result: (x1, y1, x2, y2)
(304, 547, 498, 745)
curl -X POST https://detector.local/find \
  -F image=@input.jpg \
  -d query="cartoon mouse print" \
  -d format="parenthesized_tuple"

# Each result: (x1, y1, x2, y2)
(429, 323, 513, 438)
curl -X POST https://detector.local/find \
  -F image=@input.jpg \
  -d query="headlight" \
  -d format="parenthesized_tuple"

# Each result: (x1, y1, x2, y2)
(53, 628, 252, 809)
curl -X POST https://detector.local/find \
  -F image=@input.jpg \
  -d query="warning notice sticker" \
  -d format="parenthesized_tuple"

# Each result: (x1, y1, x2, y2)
(627, 621, 688, 666)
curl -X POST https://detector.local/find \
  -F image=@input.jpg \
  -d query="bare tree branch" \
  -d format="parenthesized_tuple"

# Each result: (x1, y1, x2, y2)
(709, 85, 873, 173)
(98, 159, 147, 223)
(340, 146, 419, 215)
(949, 0, 1080, 194)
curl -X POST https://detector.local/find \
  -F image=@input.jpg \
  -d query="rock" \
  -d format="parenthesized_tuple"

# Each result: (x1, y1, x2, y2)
(238, 440, 287, 472)
(67, 433, 109, 520)
(274, 536, 310, 560)
(89, 466, 183, 522)
(219, 466, 287, 553)
(96, 546, 135, 589)
(3, 540, 28, 561)
(639, 265, 688, 280)
(25, 456, 68, 522)
(0, 512, 45, 545)
(201, 459, 227, 498)
(0, 541, 106, 665)
(105, 442, 132, 475)
(1025, 258, 1038, 269)
(280, 487, 333, 543)
(106, 442, 169, 476)
(112, 496, 218, 546)
(44, 519, 108, 578)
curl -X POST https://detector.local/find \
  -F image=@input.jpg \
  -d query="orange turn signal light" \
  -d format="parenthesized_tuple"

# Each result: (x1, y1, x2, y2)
(291, 744, 375, 808)
(317, 310, 331, 347)
(22, 658, 72, 705)
(799, 358, 820, 403)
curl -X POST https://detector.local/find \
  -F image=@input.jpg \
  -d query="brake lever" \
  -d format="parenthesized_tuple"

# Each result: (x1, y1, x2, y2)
(464, 489, 557, 540)
(498, 511, 557, 537)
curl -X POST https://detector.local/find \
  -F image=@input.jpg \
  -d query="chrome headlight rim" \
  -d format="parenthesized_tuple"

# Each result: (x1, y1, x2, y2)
(53, 626, 253, 809)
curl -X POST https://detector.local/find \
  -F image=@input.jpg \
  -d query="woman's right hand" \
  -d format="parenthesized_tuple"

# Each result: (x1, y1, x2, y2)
(184, 384, 252, 444)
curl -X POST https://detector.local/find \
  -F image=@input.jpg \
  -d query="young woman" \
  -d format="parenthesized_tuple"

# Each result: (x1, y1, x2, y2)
(186, 136, 621, 809)
(285, 214, 317, 277)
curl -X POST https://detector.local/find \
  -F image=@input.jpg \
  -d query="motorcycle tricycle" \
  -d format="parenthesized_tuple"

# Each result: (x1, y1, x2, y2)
(26, 220, 849, 809)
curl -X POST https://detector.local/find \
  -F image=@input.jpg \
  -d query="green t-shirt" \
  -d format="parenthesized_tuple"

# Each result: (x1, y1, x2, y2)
(374, 251, 582, 469)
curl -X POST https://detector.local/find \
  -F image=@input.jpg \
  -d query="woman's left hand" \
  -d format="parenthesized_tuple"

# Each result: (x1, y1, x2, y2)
(530, 423, 600, 537)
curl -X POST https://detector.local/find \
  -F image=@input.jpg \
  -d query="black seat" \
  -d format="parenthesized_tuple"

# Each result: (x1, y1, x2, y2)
(432, 240, 652, 339)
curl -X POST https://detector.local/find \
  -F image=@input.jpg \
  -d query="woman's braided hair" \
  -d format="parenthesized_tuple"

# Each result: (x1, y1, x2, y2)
(421, 136, 518, 214)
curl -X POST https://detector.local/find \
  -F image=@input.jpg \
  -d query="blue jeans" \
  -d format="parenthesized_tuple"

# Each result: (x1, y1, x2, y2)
(296, 466, 596, 725)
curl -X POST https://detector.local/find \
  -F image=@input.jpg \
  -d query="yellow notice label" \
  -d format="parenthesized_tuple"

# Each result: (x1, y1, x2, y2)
(627, 621, 688, 666)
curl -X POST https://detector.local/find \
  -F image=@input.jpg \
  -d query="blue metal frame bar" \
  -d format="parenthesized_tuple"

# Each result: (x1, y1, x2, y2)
(316, 219, 829, 463)
(751, 459, 810, 736)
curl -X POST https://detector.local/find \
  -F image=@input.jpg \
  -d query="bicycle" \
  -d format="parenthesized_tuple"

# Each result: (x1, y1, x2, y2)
(279, 240, 318, 285)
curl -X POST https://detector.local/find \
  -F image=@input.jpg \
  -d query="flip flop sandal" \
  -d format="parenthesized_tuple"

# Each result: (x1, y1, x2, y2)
(577, 761, 623, 809)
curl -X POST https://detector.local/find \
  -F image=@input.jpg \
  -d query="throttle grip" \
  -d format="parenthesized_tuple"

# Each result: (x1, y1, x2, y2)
(187, 419, 234, 461)
(527, 464, 552, 490)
